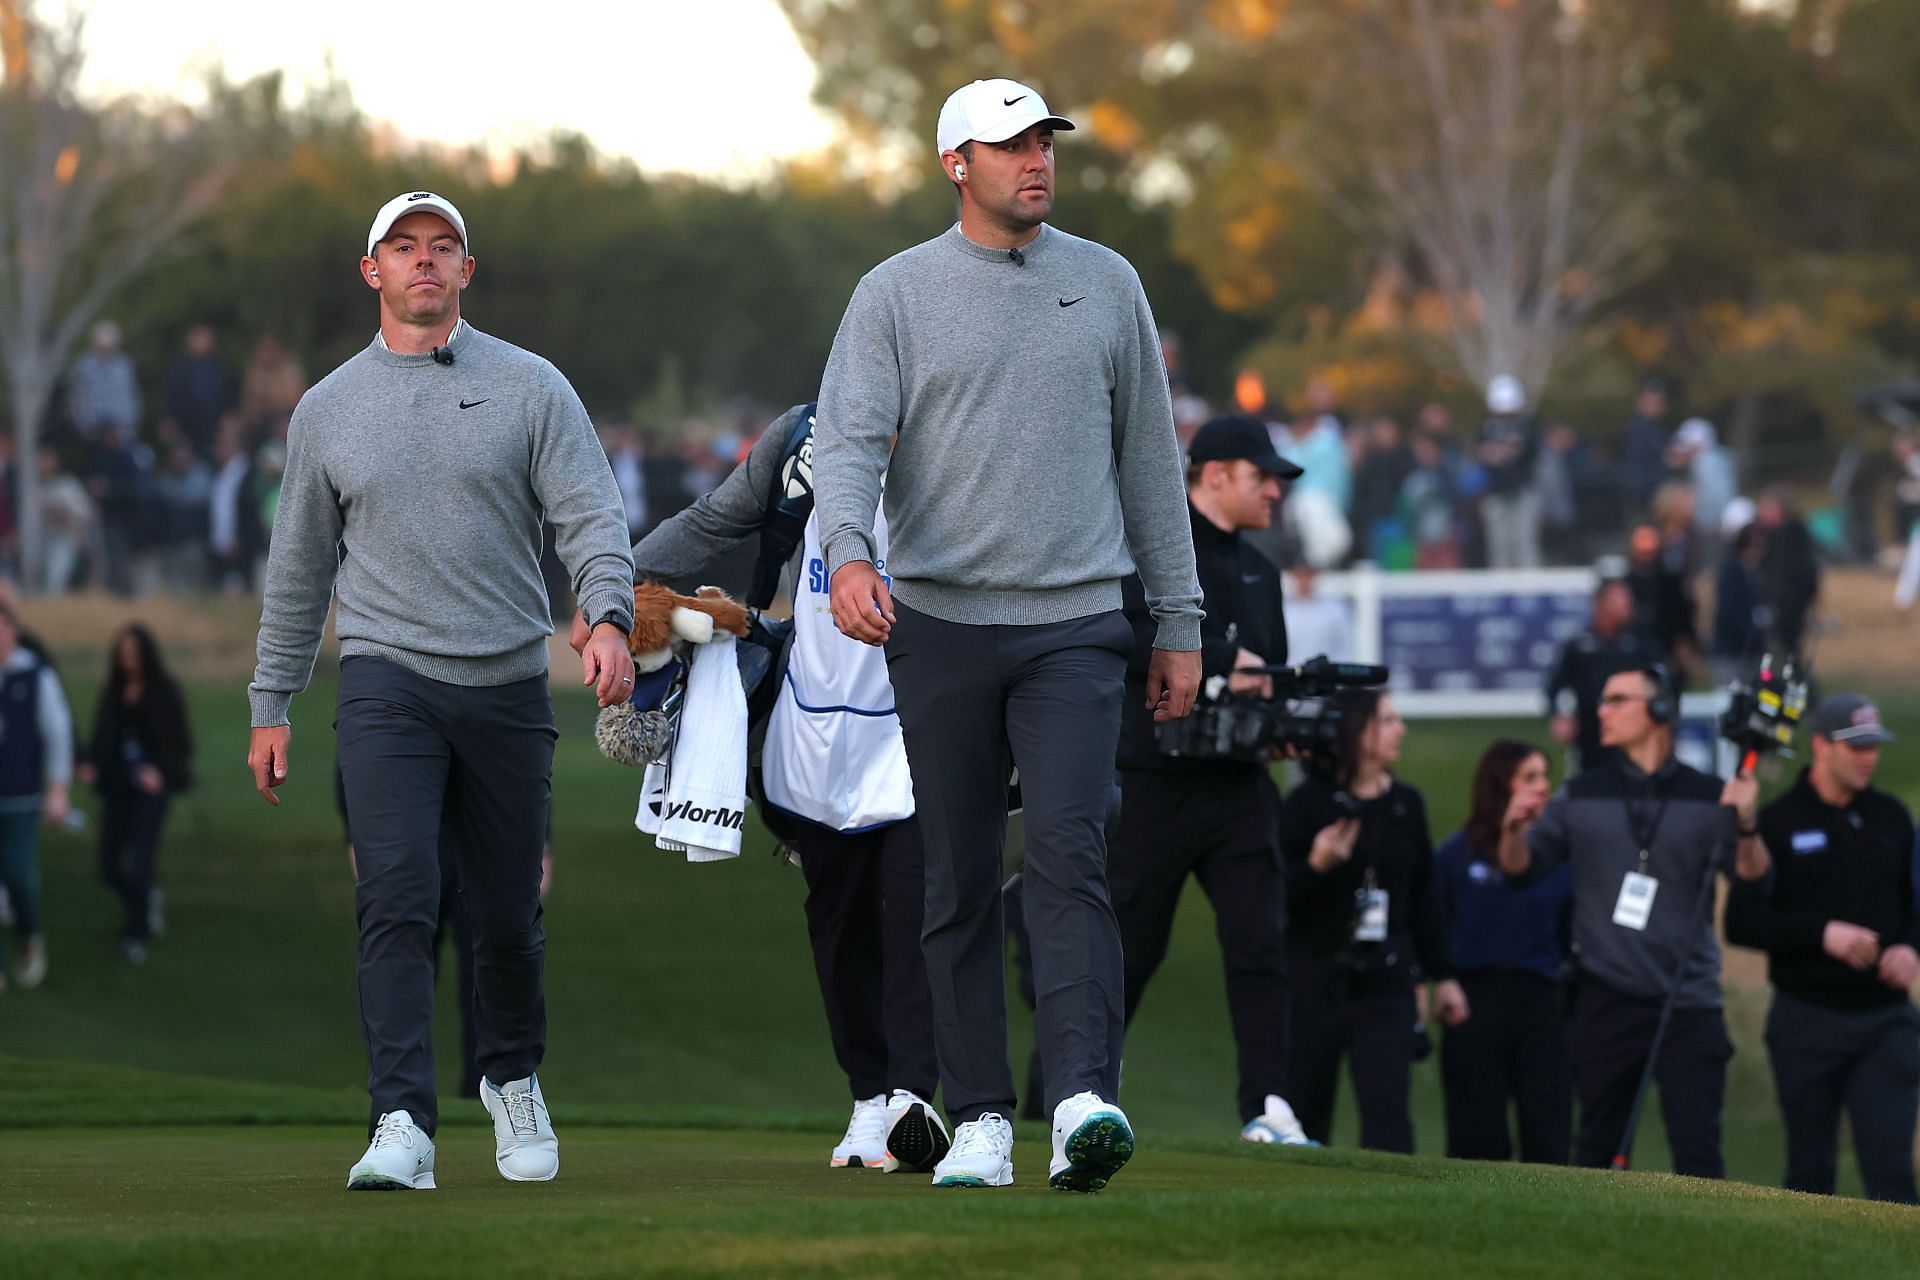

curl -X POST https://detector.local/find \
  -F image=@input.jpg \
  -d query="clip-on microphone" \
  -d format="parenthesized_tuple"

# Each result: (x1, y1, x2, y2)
(431, 346, 455, 366)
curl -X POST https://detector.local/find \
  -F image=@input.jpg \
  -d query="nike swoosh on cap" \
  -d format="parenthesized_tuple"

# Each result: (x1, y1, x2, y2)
(1003, 94, 1028, 106)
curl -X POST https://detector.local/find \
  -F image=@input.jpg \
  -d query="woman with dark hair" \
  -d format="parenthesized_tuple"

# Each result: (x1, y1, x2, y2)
(1279, 689, 1454, 1152)
(1434, 740, 1573, 1163)
(79, 625, 192, 963)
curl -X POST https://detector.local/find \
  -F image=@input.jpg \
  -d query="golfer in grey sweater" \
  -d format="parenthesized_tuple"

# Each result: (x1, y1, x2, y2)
(814, 78, 1204, 1193)
(247, 191, 635, 1192)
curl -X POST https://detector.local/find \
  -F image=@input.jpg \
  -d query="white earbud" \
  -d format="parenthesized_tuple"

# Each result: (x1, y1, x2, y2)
(954, 163, 966, 181)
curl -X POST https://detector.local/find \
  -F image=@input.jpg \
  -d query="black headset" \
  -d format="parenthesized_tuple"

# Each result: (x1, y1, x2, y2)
(1639, 662, 1677, 725)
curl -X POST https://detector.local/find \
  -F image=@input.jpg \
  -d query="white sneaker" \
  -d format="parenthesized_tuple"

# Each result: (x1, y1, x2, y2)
(881, 1089, 951, 1173)
(16, 936, 46, 989)
(830, 1093, 889, 1169)
(1241, 1094, 1319, 1147)
(347, 1110, 436, 1190)
(1049, 1091, 1134, 1193)
(931, 1113, 1014, 1187)
(480, 1073, 559, 1182)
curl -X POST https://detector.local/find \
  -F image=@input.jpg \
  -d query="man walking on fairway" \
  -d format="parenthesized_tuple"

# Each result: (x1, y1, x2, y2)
(247, 191, 636, 1190)
(813, 78, 1204, 1192)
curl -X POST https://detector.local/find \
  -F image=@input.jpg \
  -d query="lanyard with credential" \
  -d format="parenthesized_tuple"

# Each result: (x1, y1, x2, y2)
(1629, 776, 1672, 874)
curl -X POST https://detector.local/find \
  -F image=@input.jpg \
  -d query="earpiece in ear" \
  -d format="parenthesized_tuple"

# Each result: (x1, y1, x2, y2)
(954, 164, 966, 181)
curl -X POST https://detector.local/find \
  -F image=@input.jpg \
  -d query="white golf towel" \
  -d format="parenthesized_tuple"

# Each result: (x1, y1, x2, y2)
(632, 633, 749, 862)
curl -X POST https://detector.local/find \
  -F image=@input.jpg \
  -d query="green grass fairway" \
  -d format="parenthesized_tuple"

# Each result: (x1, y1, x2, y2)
(5, 1123, 1918, 1279)
(8, 666, 1920, 1273)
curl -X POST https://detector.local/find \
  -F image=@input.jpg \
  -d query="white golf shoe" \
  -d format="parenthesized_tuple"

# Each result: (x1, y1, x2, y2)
(480, 1074, 559, 1182)
(830, 1093, 890, 1169)
(881, 1089, 951, 1173)
(1241, 1094, 1320, 1147)
(347, 1110, 436, 1190)
(931, 1113, 1014, 1188)
(15, 935, 46, 989)
(1049, 1091, 1134, 1193)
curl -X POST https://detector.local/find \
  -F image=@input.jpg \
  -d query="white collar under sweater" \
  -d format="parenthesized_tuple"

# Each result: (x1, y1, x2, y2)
(373, 318, 470, 352)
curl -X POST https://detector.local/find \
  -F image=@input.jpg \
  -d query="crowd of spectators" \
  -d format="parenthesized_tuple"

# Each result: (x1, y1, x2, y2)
(0, 320, 761, 601)
(0, 322, 1880, 639)
(5, 321, 305, 597)
(1192, 371, 1774, 582)
(1167, 357, 1832, 691)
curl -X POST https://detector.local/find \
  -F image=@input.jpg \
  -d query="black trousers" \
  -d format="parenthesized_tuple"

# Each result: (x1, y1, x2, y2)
(1003, 872, 1047, 1120)
(335, 657, 555, 1138)
(1765, 990, 1920, 1204)
(97, 784, 170, 943)
(1440, 969, 1572, 1163)
(791, 818, 938, 1102)
(1287, 946, 1416, 1152)
(1111, 768, 1290, 1125)
(1568, 977, 1731, 1178)
(337, 761, 483, 1099)
(432, 858, 482, 1101)
(886, 603, 1131, 1124)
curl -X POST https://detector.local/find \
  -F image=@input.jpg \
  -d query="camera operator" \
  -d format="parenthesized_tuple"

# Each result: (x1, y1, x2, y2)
(1546, 573, 1664, 775)
(1112, 413, 1315, 1146)
(1500, 665, 1769, 1178)
(1279, 690, 1452, 1153)
(1726, 695, 1920, 1204)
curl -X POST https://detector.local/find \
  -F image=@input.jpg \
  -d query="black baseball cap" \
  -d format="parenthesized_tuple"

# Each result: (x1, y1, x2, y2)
(1807, 694, 1896, 746)
(1186, 414, 1304, 480)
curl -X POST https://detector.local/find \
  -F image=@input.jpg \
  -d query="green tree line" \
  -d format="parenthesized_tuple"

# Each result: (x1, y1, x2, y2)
(97, 78, 1253, 432)
(779, 0, 1920, 454)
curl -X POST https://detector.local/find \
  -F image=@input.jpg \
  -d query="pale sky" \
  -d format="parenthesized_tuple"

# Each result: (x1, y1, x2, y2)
(58, 0, 841, 182)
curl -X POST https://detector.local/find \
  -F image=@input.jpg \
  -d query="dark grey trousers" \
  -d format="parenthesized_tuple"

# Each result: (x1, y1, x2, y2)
(335, 657, 556, 1138)
(885, 602, 1131, 1124)
(1766, 990, 1920, 1203)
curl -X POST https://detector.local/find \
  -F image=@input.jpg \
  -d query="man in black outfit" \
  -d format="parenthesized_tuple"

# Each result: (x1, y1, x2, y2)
(1111, 414, 1315, 1145)
(1546, 573, 1665, 774)
(1727, 695, 1920, 1203)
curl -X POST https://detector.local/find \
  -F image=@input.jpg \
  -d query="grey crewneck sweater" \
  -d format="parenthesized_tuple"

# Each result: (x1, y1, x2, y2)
(814, 223, 1203, 651)
(248, 323, 635, 727)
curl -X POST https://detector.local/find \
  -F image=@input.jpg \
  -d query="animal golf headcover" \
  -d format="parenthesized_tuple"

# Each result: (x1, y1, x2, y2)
(627, 582, 751, 673)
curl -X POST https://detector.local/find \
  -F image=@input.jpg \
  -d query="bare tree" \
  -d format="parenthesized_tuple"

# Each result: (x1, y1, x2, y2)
(1300, 0, 1656, 398)
(0, 1, 229, 590)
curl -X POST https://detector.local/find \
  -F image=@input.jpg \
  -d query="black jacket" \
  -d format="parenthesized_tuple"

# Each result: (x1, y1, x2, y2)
(1119, 503, 1286, 775)
(1279, 774, 1450, 983)
(1726, 771, 1919, 1011)
(88, 678, 193, 794)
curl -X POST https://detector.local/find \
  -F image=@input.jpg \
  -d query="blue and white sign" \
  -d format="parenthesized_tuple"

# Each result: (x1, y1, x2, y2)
(1377, 589, 1593, 695)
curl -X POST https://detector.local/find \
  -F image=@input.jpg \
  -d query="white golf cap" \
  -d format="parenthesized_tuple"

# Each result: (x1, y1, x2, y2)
(366, 190, 469, 257)
(1673, 417, 1717, 451)
(1486, 374, 1525, 415)
(935, 79, 1075, 156)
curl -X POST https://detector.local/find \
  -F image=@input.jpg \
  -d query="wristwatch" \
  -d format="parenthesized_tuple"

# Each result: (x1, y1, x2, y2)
(589, 611, 630, 634)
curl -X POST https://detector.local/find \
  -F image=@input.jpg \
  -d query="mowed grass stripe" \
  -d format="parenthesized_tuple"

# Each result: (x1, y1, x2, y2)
(3, 1127, 1916, 1279)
